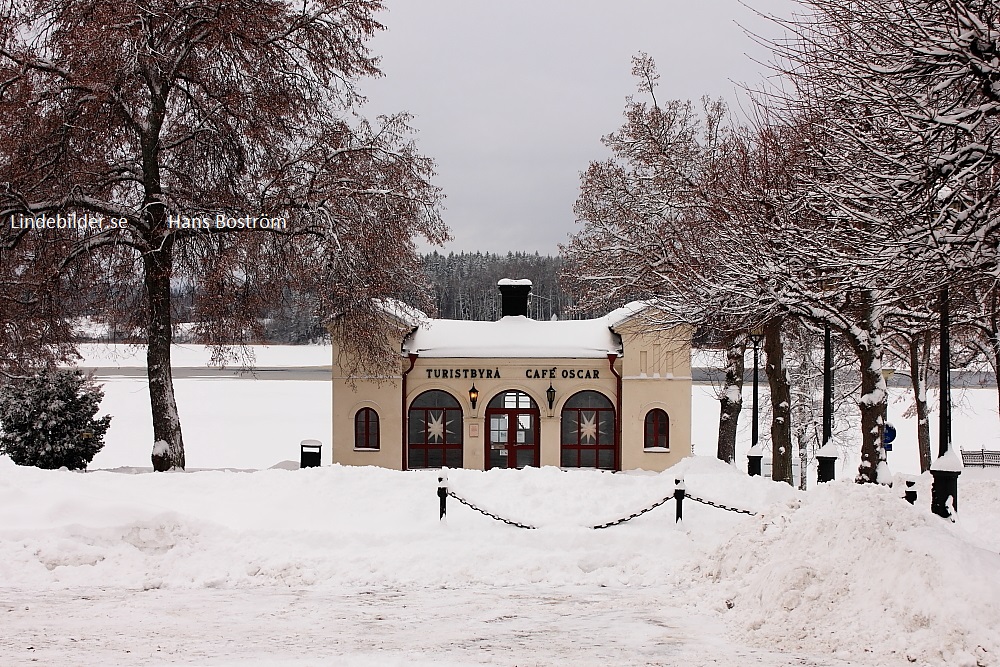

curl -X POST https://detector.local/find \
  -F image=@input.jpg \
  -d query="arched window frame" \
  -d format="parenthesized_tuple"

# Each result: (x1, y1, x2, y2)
(643, 409, 669, 450)
(560, 390, 616, 470)
(407, 390, 463, 469)
(354, 407, 380, 450)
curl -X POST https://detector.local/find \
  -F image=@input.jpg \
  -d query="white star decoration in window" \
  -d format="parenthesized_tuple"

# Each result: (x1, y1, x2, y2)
(579, 412, 599, 443)
(427, 411, 451, 442)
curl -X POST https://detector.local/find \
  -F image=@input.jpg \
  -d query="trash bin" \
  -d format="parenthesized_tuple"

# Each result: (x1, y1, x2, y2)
(300, 439, 322, 468)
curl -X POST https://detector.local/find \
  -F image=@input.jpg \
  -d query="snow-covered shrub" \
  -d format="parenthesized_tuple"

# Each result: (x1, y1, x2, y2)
(0, 369, 112, 470)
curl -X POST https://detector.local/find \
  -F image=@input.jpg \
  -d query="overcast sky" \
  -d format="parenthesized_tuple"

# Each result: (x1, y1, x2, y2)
(361, 0, 797, 256)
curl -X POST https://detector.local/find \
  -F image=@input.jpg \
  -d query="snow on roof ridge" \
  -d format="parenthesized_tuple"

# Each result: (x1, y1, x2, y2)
(403, 312, 623, 358)
(497, 278, 533, 286)
(603, 300, 655, 328)
(373, 298, 428, 328)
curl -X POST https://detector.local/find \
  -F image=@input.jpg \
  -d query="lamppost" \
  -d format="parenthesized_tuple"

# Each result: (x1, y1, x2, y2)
(877, 367, 895, 485)
(747, 327, 765, 476)
(930, 286, 960, 519)
(816, 324, 838, 482)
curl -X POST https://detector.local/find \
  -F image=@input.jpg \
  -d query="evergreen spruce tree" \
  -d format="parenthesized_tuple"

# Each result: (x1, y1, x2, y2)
(0, 370, 112, 470)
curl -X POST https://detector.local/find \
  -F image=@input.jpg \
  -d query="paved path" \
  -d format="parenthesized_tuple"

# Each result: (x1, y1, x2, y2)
(0, 585, 856, 667)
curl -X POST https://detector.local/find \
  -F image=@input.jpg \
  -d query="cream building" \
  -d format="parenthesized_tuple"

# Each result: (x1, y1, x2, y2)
(331, 280, 692, 472)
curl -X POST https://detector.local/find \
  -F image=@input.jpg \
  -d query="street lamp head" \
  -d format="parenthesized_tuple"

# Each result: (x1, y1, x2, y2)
(748, 327, 765, 346)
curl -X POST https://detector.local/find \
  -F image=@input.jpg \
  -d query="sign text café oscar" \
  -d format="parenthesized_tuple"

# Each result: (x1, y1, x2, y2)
(330, 280, 692, 472)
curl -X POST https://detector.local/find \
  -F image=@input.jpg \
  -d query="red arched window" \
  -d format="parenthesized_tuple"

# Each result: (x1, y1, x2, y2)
(355, 408, 380, 450)
(560, 390, 616, 470)
(644, 409, 669, 450)
(408, 390, 463, 469)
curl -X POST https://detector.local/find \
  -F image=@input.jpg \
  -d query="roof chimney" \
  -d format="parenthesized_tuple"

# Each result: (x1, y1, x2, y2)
(497, 279, 532, 318)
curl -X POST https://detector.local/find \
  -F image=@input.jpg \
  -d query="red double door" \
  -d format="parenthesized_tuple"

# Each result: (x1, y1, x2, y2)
(485, 390, 539, 469)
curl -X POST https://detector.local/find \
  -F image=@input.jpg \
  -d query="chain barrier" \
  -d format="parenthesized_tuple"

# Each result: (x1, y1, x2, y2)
(591, 493, 675, 529)
(687, 494, 757, 516)
(441, 482, 756, 529)
(447, 491, 537, 530)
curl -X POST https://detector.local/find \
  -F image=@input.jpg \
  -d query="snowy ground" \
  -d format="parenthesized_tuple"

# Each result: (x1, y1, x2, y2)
(1, 459, 998, 666)
(1, 344, 996, 665)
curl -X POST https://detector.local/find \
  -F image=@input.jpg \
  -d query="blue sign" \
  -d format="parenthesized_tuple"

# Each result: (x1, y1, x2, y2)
(883, 423, 896, 448)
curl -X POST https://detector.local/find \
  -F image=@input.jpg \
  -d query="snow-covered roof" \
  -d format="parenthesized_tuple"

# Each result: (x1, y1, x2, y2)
(401, 302, 653, 358)
(403, 316, 620, 358)
(497, 278, 532, 286)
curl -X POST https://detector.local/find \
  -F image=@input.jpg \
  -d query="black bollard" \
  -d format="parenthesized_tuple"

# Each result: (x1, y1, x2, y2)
(904, 479, 917, 505)
(816, 442, 838, 483)
(437, 473, 448, 520)
(930, 469, 960, 520)
(817, 456, 836, 483)
(674, 478, 685, 523)
(747, 453, 762, 477)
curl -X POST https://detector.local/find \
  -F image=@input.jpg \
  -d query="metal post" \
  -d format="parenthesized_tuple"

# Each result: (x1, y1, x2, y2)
(878, 368, 894, 486)
(752, 340, 760, 449)
(931, 286, 960, 519)
(816, 324, 838, 483)
(437, 473, 448, 521)
(747, 331, 764, 476)
(823, 324, 833, 446)
(674, 478, 685, 523)
(939, 287, 950, 461)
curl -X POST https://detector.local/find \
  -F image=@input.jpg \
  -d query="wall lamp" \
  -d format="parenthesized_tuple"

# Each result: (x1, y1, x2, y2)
(469, 384, 479, 410)
(546, 382, 556, 410)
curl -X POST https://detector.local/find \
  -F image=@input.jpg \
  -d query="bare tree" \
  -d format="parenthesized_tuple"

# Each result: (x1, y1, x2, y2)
(1, 0, 446, 469)
(0, 231, 79, 380)
(562, 54, 751, 463)
(750, 0, 1000, 477)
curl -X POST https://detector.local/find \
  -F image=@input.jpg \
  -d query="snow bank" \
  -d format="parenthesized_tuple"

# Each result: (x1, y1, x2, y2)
(0, 457, 775, 594)
(693, 477, 1000, 666)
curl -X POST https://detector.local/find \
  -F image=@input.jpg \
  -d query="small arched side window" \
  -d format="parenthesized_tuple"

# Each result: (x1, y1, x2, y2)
(644, 409, 669, 450)
(355, 407, 380, 450)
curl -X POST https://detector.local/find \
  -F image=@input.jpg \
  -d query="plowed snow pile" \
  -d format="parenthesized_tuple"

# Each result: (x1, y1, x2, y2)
(689, 475, 1000, 666)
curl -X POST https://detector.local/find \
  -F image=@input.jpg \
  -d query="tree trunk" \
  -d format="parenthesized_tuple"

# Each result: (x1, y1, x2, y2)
(716, 337, 745, 463)
(764, 318, 793, 485)
(145, 240, 185, 471)
(853, 295, 886, 484)
(909, 331, 932, 473)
